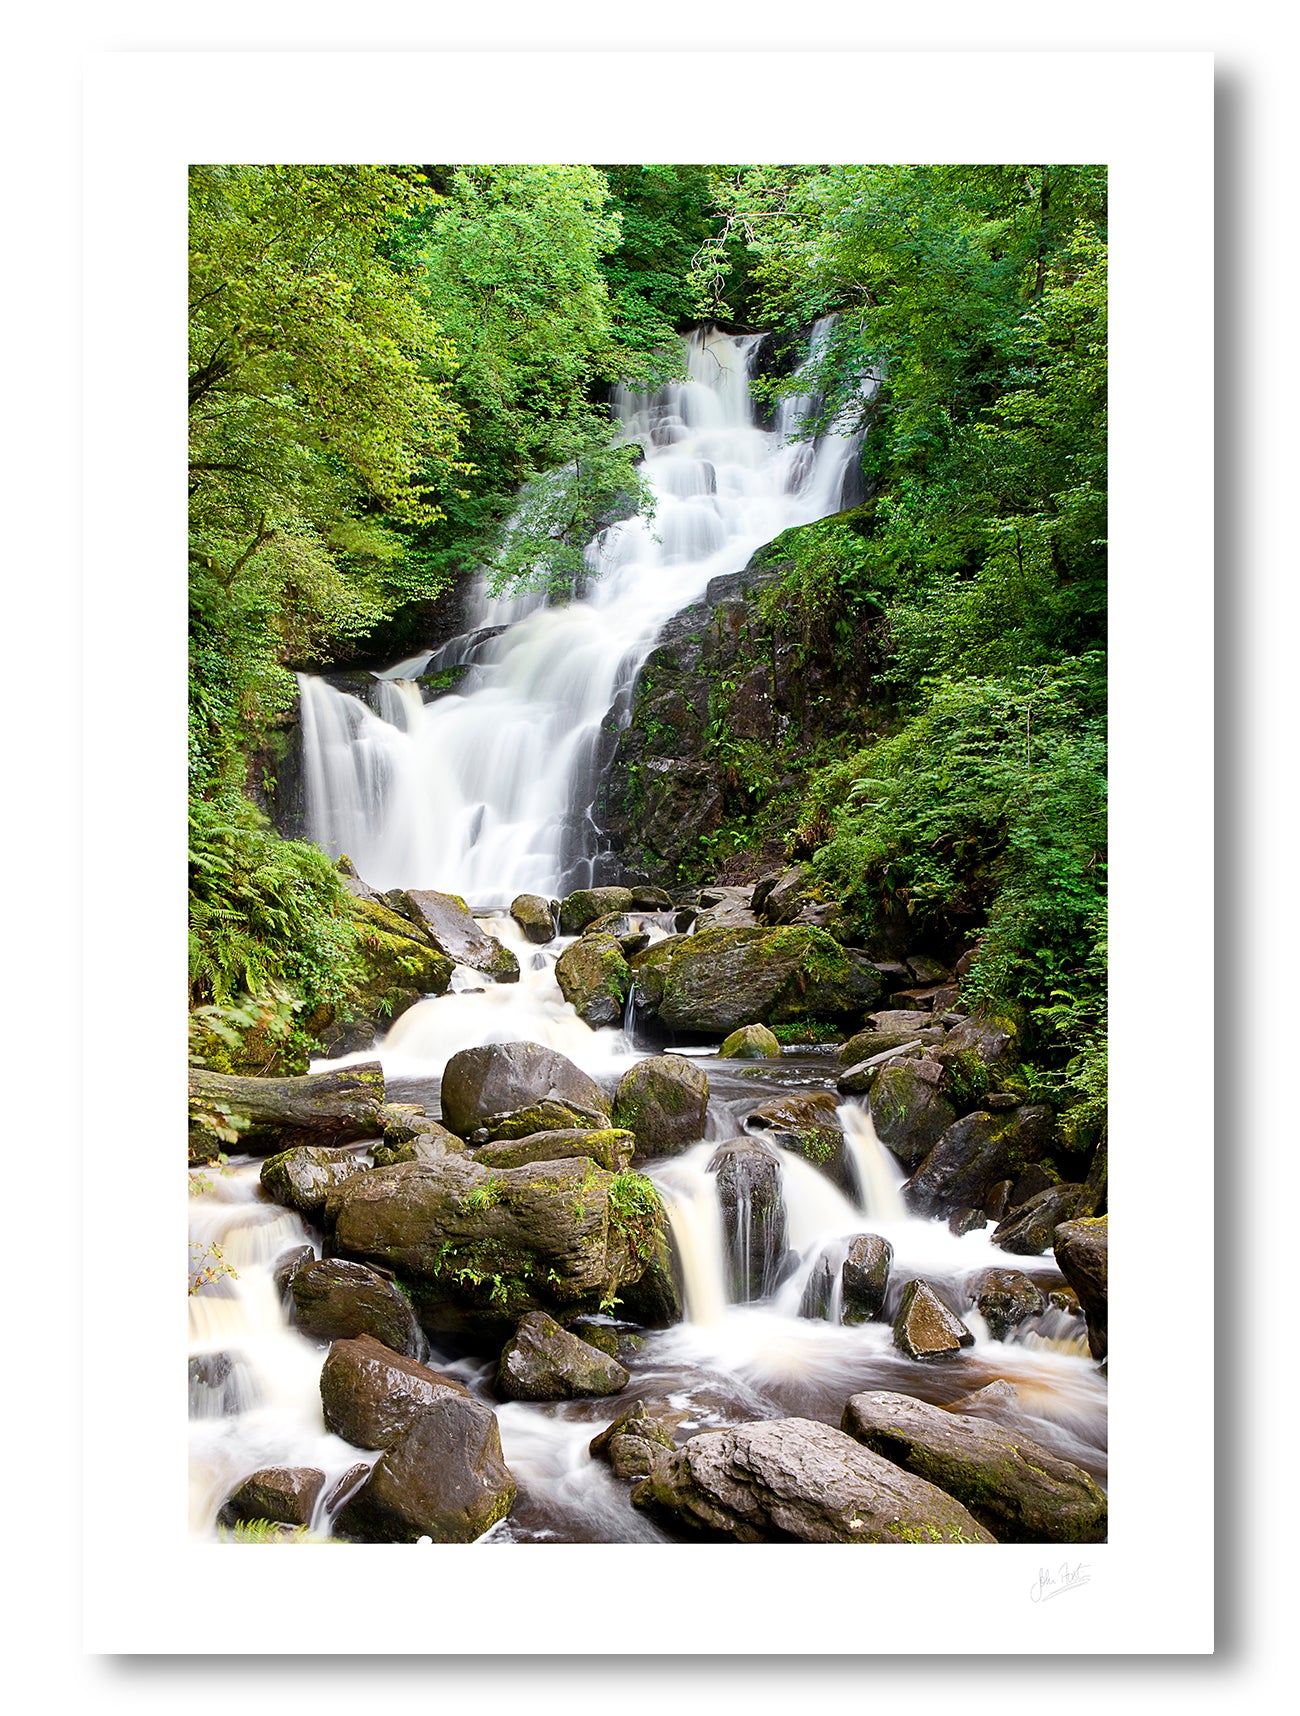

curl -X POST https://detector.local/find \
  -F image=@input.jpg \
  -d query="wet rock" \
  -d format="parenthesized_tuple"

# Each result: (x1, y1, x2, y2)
(892, 1280, 975, 1360)
(371, 1116, 467, 1168)
(613, 1054, 709, 1159)
(906, 954, 951, 986)
(1008, 1163, 1060, 1207)
(948, 1207, 987, 1236)
(641, 926, 881, 1035)
(953, 1378, 1023, 1416)
(496, 1310, 630, 1401)
(866, 1059, 958, 1170)
(582, 912, 652, 955)
(841, 1234, 893, 1324)
(972, 1268, 1048, 1340)
(615, 1227, 684, 1328)
(510, 893, 556, 944)
(799, 1249, 839, 1320)
(188, 1351, 258, 1418)
(272, 1245, 314, 1297)
(555, 932, 632, 1029)
(708, 1137, 788, 1301)
(841, 1026, 945, 1066)
(472, 1127, 635, 1173)
(558, 886, 634, 936)
(320, 1333, 473, 1446)
(1053, 1216, 1108, 1360)
(746, 1090, 851, 1194)
(842, 1391, 1107, 1544)
(325, 1153, 662, 1337)
(632, 1417, 996, 1543)
(719, 1024, 783, 1059)
(628, 885, 673, 910)
(333, 1401, 516, 1544)
(589, 1400, 683, 1480)
(993, 1184, 1095, 1256)
(440, 1042, 610, 1139)
(385, 888, 520, 983)
(218, 1466, 325, 1529)
(259, 1145, 373, 1218)
(904, 1105, 1054, 1220)
(289, 1258, 427, 1359)
(984, 1180, 1014, 1222)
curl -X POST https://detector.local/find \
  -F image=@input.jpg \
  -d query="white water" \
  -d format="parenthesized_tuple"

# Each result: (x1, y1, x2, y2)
(296, 322, 869, 903)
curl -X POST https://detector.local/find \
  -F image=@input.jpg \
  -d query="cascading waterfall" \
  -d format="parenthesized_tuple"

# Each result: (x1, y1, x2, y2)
(194, 322, 1106, 1544)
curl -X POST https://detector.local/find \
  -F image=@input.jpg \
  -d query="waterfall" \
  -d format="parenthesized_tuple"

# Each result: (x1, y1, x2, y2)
(295, 322, 872, 904)
(839, 1101, 908, 1222)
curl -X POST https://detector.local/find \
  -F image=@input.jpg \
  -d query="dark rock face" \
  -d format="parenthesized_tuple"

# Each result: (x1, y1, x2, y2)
(471, 1127, 636, 1173)
(841, 1234, 894, 1323)
(904, 1105, 1054, 1219)
(637, 925, 880, 1035)
(746, 1090, 851, 1194)
(972, 1268, 1048, 1340)
(259, 1145, 373, 1218)
(994, 1183, 1095, 1255)
(867, 1060, 958, 1169)
(799, 1249, 839, 1320)
(439, 1042, 610, 1139)
(496, 1311, 630, 1401)
(558, 887, 635, 936)
(510, 893, 556, 944)
(613, 1054, 710, 1159)
(841, 1391, 1107, 1544)
(892, 1280, 975, 1360)
(320, 1334, 474, 1447)
(555, 933, 631, 1028)
(708, 1138, 788, 1301)
(289, 1258, 427, 1360)
(631, 1417, 996, 1543)
(325, 1153, 661, 1336)
(1053, 1216, 1108, 1360)
(385, 889, 520, 983)
(218, 1467, 325, 1529)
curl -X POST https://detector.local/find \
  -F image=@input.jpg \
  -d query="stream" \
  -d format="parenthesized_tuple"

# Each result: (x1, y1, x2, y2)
(188, 325, 1107, 1543)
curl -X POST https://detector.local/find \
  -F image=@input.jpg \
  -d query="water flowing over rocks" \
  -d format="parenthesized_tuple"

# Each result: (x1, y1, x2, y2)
(496, 1311, 630, 1401)
(1053, 1216, 1109, 1360)
(631, 1417, 996, 1543)
(708, 1137, 789, 1301)
(841, 1391, 1107, 1543)
(385, 888, 520, 982)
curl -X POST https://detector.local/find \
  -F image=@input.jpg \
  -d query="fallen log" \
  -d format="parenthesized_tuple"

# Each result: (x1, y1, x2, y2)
(189, 1062, 386, 1161)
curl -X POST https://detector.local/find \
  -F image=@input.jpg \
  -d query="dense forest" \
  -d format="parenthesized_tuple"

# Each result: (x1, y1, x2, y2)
(189, 162, 1109, 1548)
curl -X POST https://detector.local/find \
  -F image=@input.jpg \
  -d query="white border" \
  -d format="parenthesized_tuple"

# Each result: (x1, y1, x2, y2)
(82, 49, 1214, 1656)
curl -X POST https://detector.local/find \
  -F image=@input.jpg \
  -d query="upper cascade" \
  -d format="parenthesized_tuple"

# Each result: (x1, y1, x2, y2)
(296, 321, 869, 905)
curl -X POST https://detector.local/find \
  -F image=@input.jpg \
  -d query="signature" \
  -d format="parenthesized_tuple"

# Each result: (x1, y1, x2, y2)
(1030, 1562, 1091, 1603)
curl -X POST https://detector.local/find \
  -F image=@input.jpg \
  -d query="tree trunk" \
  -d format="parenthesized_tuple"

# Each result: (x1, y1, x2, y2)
(189, 1061, 386, 1160)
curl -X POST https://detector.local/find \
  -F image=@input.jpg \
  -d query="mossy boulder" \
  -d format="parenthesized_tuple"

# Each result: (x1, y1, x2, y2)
(746, 1091, 851, 1194)
(439, 1041, 610, 1140)
(288, 1258, 427, 1360)
(631, 1417, 996, 1543)
(217, 1467, 325, 1530)
(993, 1183, 1095, 1256)
(841, 1391, 1107, 1544)
(892, 1280, 975, 1360)
(933, 1013, 1019, 1074)
(558, 886, 634, 935)
(589, 1400, 682, 1480)
(719, 1024, 783, 1059)
(472, 1127, 635, 1173)
(972, 1268, 1048, 1340)
(325, 1153, 664, 1338)
(259, 1145, 373, 1218)
(867, 1059, 958, 1170)
(509, 893, 556, 945)
(384, 888, 520, 983)
(904, 1105, 1054, 1220)
(841, 1234, 894, 1324)
(1053, 1216, 1108, 1360)
(612, 1054, 710, 1158)
(555, 932, 632, 1029)
(642, 925, 882, 1035)
(371, 1108, 466, 1167)
(496, 1310, 630, 1401)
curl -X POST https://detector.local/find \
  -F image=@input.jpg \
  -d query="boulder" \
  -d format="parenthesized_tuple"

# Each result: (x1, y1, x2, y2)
(217, 1466, 325, 1529)
(271, 1245, 314, 1297)
(589, 1400, 682, 1480)
(708, 1138, 788, 1301)
(320, 1333, 472, 1447)
(371, 1110, 467, 1168)
(842, 1391, 1107, 1544)
(867, 1059, 958, 1170)
(745, 1090, 851, 1194)
(472, 1127, 635, 1173)
(259, 1145, 373, 1218)
(892, 1280, 975, 1360)
(863, 1010, 936, 1038)
(799, 1249, 839, 1321)
(439, 1041, 610, 1141)
(1053, 1216, 1108, 1360)
(188, 1062, 385, 1159)
(289, 1258, 427, 1359)
(496, 1310, 630, 1401)
(509, 893, 556, 945)
(841, 1026, 945, 1066)
(906, 954, 951, 986)
(385, 888, 520, 983)
(628, 886, 673, 910)
(948, 1208, 987, 1236)
(325, 1153, 663, 1336)
(613, 1054, 709, 1159)
(993, 1184, 1095, 1256)
(904, 1105, 1054, 1219)
(559, 886, 634, 936)
(718, 1024, 783, 1059)
(932, 1013, 1019, 1074)
(972, 1268, 1048, 1340)
(841, 1234, 894, 1324)
(632, 1417, 995, 1543)
(555, 932, 631, 1029)
(755, 865, 817, 925)
(637, 926, 881, 1035)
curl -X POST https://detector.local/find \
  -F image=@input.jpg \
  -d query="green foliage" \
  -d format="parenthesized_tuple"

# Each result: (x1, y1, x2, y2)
(606, 1171, 664, 1264)
(188, 1240, 237, 1295)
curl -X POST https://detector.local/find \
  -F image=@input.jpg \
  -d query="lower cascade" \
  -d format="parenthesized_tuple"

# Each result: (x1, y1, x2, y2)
(189, 323, 1107, 1545)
